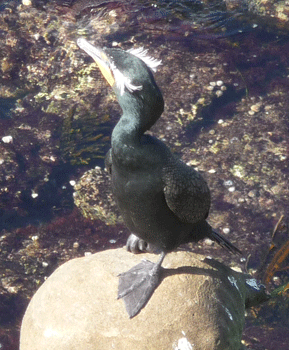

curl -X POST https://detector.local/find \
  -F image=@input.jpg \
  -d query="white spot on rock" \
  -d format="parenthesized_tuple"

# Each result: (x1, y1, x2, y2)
(230, 266, 243, 273)
(224, 180, 233, 187)
(204, 238, 213, 246)
(246, 278, 261, 290)
(2, 135, 13, 143)
(22, 0, 32, 6)
(73, 242, 79, 249)
(31, 191, 38, 199)
(174, 337, 194, 350)
(228, 275, 241, 294)
(215, 90, 223, 97)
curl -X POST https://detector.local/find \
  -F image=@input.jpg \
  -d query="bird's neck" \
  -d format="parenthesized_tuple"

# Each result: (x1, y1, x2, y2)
(111, 88, 164, 153)
(111, 112, 147, 150)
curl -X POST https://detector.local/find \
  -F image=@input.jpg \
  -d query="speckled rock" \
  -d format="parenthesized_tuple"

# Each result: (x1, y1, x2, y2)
(20, 249, 267, 350)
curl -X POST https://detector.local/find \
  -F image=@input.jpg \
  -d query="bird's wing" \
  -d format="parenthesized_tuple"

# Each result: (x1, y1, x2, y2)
(162, 159, 211, 224)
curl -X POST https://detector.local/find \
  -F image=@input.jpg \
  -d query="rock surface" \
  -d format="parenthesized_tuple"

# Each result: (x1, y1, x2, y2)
(20, 248, 267, 350)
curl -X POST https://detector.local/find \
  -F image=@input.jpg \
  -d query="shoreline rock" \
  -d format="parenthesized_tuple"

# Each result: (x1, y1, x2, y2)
(20, 248, 267, 350)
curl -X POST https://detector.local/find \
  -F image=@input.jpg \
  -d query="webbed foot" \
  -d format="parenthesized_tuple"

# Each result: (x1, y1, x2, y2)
(118, 252, 166, 318)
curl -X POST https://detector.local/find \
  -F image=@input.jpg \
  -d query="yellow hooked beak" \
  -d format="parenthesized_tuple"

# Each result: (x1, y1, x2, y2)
(77, 38, 115, 87)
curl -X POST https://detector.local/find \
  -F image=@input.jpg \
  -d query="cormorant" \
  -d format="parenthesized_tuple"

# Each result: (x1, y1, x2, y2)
(77, 38, 241, 318)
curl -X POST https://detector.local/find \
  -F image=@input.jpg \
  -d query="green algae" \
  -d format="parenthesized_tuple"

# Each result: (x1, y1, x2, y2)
(60, 106, 112, 165)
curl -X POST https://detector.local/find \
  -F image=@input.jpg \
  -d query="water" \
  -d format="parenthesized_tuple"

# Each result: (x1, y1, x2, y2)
(0, 1, 288, 349)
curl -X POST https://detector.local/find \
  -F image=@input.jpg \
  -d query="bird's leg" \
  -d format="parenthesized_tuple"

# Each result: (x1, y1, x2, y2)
(118, 251, 166, 318)
(126, 233, 158, 254)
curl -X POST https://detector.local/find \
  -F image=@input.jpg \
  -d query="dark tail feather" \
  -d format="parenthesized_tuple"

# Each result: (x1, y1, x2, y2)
(211, 230, 242, 255)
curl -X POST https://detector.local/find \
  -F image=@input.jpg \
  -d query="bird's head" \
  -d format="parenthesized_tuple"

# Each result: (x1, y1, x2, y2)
(77, 38, 164, 131)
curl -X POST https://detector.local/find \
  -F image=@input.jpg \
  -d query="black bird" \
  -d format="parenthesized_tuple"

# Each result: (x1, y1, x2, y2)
(77, 38, 241, 318)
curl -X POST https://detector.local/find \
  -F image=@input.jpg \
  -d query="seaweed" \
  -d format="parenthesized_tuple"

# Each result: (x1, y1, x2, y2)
(252, 214, 289, 303)
(60, 105, 112, 165)
(264, 238, 289, 286)
(260, 215, 289, 286)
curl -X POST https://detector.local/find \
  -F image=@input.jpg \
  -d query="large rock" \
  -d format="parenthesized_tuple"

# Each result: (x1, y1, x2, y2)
(20, 249, 267, 350)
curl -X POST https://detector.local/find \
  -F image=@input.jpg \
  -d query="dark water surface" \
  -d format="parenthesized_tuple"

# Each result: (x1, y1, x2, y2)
(0, 0, 288, 349)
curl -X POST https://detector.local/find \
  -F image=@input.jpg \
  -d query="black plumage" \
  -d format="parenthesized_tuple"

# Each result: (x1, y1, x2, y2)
(77, 38, 241, 318)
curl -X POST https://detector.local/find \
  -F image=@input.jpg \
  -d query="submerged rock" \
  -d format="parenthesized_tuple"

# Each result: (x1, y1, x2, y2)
(20, 249, 268, 350)
(73, 166, 122, 225)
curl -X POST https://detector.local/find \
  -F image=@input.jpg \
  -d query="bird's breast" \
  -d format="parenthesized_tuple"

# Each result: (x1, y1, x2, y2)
(111, 163, 193, 251)
(110, 135, 201, 250)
